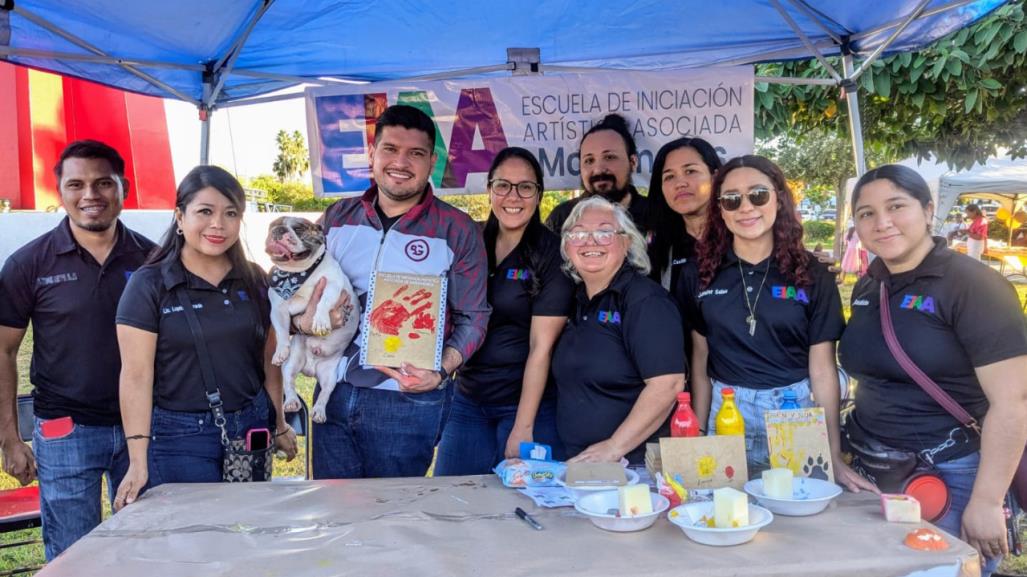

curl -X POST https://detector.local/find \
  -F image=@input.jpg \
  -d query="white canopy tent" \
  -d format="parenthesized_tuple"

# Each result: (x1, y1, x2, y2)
(936, 158, 1027, 224)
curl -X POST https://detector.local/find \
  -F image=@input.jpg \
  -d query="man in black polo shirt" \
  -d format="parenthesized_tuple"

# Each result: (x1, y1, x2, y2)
(545, 113, 649, 234)
(0, 140, 155, 560)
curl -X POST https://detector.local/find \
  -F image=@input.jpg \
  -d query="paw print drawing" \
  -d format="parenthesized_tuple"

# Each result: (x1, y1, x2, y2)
(803, 455, 830, 480)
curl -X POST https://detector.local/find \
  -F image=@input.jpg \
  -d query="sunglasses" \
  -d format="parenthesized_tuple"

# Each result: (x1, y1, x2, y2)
(564, 229, 626, 247)
(489, 178, 540, 199)
(718, 186, 773, 211)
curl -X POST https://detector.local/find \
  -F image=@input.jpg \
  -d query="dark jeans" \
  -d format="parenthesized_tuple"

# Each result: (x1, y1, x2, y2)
(147, 392, 270, 487)
(934, 451, 1001, 577)
(34, 419, 128, 560)
(434, 391, 564, 475)
(311, 381, 452, 479)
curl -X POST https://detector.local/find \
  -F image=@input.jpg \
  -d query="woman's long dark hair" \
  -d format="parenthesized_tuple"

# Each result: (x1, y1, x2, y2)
(483, 147, 546, 296)
(148, 166, 266, 321)
(646, 137, 722, 279)
(697, 155, 811, 289)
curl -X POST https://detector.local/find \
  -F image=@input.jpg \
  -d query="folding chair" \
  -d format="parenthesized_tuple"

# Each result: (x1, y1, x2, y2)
(280, 396, 310, 480)
(0, 395, 42, 576)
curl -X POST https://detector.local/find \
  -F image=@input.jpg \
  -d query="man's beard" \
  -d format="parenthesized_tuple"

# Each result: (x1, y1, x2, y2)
(585, 173, 631, 204)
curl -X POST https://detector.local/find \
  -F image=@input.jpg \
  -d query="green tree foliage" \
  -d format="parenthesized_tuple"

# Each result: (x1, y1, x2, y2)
(244, 175, 334, 211)
(756, 0, 1027, 170)
(273, 130, 311, 182)
(802, 221, 836, 245)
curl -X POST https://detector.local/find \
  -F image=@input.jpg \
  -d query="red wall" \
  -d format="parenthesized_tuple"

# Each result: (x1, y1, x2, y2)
(0, 62, 176, 210)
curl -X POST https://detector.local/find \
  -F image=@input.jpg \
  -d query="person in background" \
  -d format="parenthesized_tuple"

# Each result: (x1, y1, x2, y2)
(645, 137, 722, 293)
(0, 140, 156, 559)
(435, 147, 572, 473)
(841, 165, 1027, 575)
(551, 197, 685, 465)
(676, 155, 872, 489)
(545, 114, 649, 235)
(965, 203, 988, 261)
(114, 166, 297, 509)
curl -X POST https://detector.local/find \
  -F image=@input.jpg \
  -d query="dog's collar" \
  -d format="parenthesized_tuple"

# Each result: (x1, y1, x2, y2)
(270, 251, 326, 299)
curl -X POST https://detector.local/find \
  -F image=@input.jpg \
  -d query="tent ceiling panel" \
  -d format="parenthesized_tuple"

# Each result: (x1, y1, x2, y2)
(0, 0, 1007, 105)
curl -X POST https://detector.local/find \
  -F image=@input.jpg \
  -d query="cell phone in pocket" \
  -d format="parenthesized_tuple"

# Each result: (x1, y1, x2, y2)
(246, 428, 270, 451)
(39, 416, 74, 439)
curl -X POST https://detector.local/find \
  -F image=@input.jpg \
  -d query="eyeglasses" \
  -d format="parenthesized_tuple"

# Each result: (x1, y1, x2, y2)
(489, 178, 540, 199)
(564, 229, 627, 246)
(718, 186, 773, 211)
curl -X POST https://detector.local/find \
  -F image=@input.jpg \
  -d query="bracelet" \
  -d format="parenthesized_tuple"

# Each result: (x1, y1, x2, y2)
(274, 428, 291, 438)
(126, 434, 150, 441)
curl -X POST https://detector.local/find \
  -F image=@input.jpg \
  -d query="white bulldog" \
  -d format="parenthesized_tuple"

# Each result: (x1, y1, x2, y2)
(265, 216, 359, 423)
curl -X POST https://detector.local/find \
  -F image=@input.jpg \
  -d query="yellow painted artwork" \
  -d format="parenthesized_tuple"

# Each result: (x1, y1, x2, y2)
(765, 407, 834, 482)
(659, 436, 747, 490)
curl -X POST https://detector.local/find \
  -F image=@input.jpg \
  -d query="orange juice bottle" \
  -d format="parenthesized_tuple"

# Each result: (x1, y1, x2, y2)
(715, 387, 745, 436)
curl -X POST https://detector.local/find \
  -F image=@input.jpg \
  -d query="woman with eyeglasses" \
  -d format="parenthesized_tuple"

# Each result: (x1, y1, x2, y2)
(434, 148, 573, 474)
(551, 197, 686, 465)
(675, 155, 871, 490)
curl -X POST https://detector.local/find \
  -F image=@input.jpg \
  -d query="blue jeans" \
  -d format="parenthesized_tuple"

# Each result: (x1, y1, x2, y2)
(147, 392, 270, 487)
(312, 381, 452, 479)
(707, 379, 814, 479)
(434, 391, 564, 476)
(33, 418, 128, 560)
(934, 451, 1002, 576)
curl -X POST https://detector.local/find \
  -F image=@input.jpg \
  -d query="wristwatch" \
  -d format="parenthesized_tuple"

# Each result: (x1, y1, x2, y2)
(436, 366, 450, 389)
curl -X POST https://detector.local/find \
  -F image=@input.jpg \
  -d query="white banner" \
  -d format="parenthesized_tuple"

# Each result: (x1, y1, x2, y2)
(306, 67, 754, 196)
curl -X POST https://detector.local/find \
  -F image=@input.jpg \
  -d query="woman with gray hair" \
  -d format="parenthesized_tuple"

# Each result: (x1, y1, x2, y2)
(550, 197, 687, 465)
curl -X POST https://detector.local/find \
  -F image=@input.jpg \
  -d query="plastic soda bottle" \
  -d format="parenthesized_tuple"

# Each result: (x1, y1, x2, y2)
(670, 392, 701, 437)
(715, 388, 745, 436)
(779, 390, 801, 410)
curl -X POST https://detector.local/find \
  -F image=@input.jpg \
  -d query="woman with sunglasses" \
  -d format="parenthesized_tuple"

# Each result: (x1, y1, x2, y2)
(434, 148, 573, 474)
(551, 197, 686, 465)
(646, 137, 722, 292)
(841, 165, 1027, 572)
(676, 155, 870, 489)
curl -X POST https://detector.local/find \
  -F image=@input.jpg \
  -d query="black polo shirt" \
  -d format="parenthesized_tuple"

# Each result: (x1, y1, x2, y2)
(458, 229, 574, 406)
(116, 258, 270, 413)
(650, 233, 698, 293)
(545, 187, 649, 235)
(552, 264, 686, 464)
(676, 250, 844, 389)
(839, 238, 1027, 460)
(0, 218, 155, 425)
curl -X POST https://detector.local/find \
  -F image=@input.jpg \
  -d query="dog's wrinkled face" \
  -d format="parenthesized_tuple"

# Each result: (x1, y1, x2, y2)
(265, 216, 325, 270)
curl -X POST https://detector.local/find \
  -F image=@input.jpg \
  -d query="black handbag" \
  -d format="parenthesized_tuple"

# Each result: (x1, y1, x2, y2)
(175, 288, 273, 483)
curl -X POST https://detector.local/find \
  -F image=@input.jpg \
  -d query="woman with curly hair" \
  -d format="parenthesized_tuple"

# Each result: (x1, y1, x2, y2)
(675, 155, 872, 490)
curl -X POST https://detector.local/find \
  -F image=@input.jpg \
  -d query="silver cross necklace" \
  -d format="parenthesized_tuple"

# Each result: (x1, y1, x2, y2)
(738, 258, 771, 336)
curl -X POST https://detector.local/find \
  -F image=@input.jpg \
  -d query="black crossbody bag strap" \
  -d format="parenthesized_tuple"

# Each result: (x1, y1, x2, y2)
(174, 287, 230, 446)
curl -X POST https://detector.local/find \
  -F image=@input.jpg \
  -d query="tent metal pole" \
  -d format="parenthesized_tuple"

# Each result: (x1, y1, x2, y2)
(715, 41, 840, 67)
(200, 81, 213, 165)
(770, 0, 843, 82)
(848, 0, 931, 81)
(230, 69, 366, 86)
(758, 75, 836, 86)
(786, 0, 846, 44)
(11, 5, 199, 105)
(208, 0, 276, 105)
(219, 91, 306, 108)
(397, 63, 514, 82)
(850, 0, 976, 43)
(0, 47, 206, 70)
(841, 54, 866, 177)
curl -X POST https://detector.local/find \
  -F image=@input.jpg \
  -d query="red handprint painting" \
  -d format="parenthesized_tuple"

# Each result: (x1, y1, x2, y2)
(360, 271, 446, 370)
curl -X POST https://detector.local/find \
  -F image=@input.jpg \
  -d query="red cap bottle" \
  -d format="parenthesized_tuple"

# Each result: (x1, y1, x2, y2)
(670, 392, 701, 437)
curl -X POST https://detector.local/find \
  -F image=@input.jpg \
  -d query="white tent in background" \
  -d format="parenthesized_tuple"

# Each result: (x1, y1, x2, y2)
(936, 158, 1027, 229)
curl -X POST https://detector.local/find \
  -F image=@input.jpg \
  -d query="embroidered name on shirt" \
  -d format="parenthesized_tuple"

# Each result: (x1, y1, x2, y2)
(697, 288, 729, 298)
(597, 311, 622, 324)
(853, 299, 871, 306)
(900, 294, 936, 313)
(506, 268, 530, 280)
(36, 272, 79, 286)
(671, 258, 689, 265)
(771, 285, 809, 304)
(161, 303, 205, 315)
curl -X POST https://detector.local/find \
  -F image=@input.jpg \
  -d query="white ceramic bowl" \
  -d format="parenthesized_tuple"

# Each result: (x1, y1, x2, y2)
(667, 502, 774, 546)
(555, 468, 640, 501)
(574, 490, 670, 532)
(743, 477, 842, 516)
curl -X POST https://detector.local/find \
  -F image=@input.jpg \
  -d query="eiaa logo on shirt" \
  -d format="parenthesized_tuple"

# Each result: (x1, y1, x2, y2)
(506, 268, 530, 280)
(771, 285, 809, 304)
(597, 310, 622, 324)
(900, 294, 936, 313)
